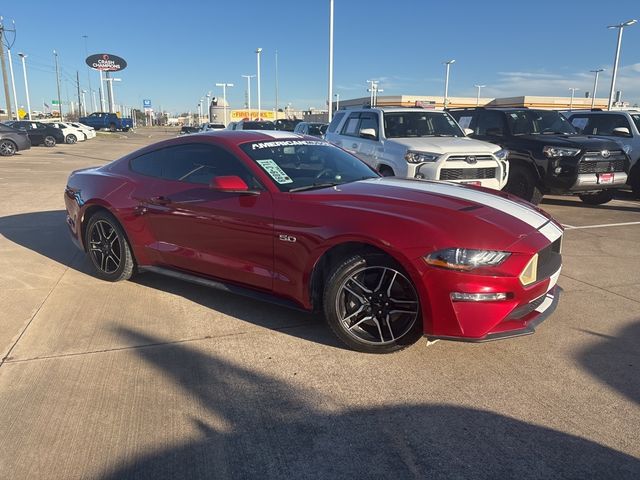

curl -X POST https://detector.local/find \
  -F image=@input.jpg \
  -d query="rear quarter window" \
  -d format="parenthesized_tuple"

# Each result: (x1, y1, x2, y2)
(327, 111, 346, 133)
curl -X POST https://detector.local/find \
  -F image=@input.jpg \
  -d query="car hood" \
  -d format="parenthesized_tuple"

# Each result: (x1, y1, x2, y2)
(295, 178, 559, 252)
(386, 136, 500, 154)
(516, 134, 623, 151)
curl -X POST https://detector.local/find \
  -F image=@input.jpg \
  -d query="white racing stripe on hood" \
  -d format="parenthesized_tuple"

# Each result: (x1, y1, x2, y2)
(366, 178, 549, 229)
(538, 221, 563, 242)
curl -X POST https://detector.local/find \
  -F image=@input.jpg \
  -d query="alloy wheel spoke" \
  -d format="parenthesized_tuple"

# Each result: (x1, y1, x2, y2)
(99, 251, 107, 271)
(341, 305, 365, 325)
(348, 315, 372, 331)
(384, 313, 395, 341)
(371, 316, 385, 342)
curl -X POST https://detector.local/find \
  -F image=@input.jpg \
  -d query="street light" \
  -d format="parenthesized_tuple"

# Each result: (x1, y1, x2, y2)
(443, 59, 455, 108)
(206, 91, 211, 122)
(366, 80, 382, 107)
(255, 48, 262, 120)
(241, 74, 255, 117)
(589, 69, 605, 109)
(17, 53, 31, 120)
(606, 19, 637, 110)
(81, 89, 87, 116)
(568, 87, 580, 111)
(216, 82, 234, 126)
(7, 48, 18, 120)
(328, 0, 334, 122)
(474, 84, 486, 106)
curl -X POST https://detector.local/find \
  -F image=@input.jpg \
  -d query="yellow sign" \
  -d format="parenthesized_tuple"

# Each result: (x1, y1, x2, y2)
(231, 109, 276, 120)
(18, 108, 27, 119)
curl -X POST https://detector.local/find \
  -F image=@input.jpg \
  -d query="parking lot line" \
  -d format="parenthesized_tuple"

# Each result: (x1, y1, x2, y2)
(564, 221, 640, 230)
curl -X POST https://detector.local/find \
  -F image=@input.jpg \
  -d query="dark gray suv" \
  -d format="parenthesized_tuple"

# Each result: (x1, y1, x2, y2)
(0, 123, 31, 156)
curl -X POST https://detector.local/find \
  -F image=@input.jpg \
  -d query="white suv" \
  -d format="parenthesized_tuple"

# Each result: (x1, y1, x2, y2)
(325, 107, 509, 189)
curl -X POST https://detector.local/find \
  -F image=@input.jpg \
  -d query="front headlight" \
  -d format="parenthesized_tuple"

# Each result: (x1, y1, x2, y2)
(425, 248, 511, 271)
(405, 150, 440, 164)
(543, 146, 581, 158)
(494, 148, 509, 160)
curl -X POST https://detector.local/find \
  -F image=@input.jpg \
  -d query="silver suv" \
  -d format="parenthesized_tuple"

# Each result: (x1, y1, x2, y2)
(565, 110, 640, 195)
(325, 107, 509, 190)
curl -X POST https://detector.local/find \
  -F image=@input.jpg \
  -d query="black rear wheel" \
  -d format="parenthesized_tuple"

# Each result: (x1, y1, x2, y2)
(323, 254, 422, 353)
(85, 211, 135, 282)
(579, 190, 614, 205)
(65, 134, 77, 144)
(109, 123, 117, 132)
(0, 140, 17, 156)
(43, 136, 56, 147)
(504, 164, 543, 204)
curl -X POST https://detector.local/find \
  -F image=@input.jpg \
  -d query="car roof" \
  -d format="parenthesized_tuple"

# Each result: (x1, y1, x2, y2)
(189, 130, 313, 144)
(565, 110, 637, 116)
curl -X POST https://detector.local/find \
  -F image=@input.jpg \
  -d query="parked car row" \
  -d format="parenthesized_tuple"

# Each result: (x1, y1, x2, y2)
(0, 120, 97, 156)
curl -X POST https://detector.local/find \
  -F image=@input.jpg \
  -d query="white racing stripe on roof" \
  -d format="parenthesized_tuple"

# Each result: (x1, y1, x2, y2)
(367, 178, 549, 229)
(258, 131, 305, 139)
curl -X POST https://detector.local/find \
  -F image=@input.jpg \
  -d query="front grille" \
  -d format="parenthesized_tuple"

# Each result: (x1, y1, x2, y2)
(578, 159, 626, 174)
(583, 150, 624, 160)
(447, 155, 495, 162)
(440, 167, 496, 180)
(536, 236, 562, 282)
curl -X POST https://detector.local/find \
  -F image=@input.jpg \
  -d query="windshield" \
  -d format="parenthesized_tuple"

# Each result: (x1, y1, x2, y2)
(506, 110, 576, 135)
(243, 121, 275, 130)
(240, 140, 378, 192)
(383, 111, 464, 138)
(631, 114, 640, 133)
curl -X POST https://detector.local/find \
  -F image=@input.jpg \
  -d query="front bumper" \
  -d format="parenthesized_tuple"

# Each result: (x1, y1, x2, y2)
(409, 155, 508, 190)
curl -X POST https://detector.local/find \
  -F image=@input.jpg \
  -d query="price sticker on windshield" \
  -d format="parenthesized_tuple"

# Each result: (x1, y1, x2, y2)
(256, 159, 293, 184)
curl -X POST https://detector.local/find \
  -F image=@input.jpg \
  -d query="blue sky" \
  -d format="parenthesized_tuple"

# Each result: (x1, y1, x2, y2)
(2, 0, 639, 115)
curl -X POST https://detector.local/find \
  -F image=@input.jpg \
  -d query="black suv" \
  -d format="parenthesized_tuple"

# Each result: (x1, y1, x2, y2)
(448, 108, 630, 204)
(5, 120, 65, 147)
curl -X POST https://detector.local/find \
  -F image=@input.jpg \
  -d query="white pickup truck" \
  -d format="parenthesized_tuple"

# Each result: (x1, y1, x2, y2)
(325, 107, 509, 190)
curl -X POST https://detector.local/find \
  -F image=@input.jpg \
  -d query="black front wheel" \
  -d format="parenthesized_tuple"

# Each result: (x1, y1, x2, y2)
(43, 136, 56, 147)
(85, 211, 135, 282)
(579, 190, 614, 205)
(323, 254, 422, 353)
(0, 140, 17, 156)
(504, 165, 543, 204)
(65, 134, 77, 144)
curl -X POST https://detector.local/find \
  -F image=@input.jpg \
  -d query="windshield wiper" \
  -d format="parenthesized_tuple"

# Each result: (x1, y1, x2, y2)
(289, 182, 341, 192)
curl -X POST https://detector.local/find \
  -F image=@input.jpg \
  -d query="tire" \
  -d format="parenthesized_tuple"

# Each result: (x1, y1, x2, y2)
(43, 136, 56, 147)
(629, 166, 640, 198)
(379, 166, 395, 177)
(579, 190, 614, 205)
(122, 127, 130, 132)
(109, 123, 117, 132)
(504, 164, 543, 204)
(323, 254, 422, 353)
(65, 134, 77, 144)
(0, 139, 17, 156)
(85, 211, 135, 282)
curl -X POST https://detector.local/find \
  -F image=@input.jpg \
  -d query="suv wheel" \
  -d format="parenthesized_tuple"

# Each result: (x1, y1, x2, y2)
(379, 166, 394, 177)
(579, 190, 614, 205)
(504, 165, 543, 204)
(323, 254, 422, 353)
(43, 136, 56, 147)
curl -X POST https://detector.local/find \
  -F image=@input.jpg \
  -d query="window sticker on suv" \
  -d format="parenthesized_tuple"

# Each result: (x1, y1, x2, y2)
(256, 159, 293, 184)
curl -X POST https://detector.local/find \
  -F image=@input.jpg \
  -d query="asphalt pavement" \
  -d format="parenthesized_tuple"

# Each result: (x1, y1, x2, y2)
(0, 127, 638, 479)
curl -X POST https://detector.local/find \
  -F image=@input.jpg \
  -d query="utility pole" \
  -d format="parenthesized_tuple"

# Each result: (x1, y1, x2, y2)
(0, 18, 15, 119)
(590, 69, 604, 109)
(53, 50, 63, 120)
(76, 71, 82, 119)
(327, 0, 334, 122)
(81, 35, 93, 113)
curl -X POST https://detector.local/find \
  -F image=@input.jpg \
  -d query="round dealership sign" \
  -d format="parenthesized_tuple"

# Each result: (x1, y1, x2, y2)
(85, 53, 127, 72)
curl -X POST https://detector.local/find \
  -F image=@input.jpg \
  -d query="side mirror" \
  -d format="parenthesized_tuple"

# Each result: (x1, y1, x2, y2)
(359, 127, 377, 140)
(464, 128, 474, 136)
(210, 176, 258, 194)
(612, 127, 631, 137)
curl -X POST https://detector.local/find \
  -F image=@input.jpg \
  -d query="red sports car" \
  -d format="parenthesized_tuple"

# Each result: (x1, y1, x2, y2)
(64, 131, 562, 353)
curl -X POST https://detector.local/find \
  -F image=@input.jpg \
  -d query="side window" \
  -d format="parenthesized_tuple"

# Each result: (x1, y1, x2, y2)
(476, 111, 505, 136)
(341, 113, 361, 136)
(358, 113, 379, 139)
(130, 149, 165, 178)
(570, 116, 589, 133)
(327, 111, 346, 133)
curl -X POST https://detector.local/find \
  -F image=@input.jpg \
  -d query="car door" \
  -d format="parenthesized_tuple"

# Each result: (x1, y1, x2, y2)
(27, 122, 45, 144)
(131, 142, 274, 291)
(336, 112, 366, 159)
(354, 112, 381, 166)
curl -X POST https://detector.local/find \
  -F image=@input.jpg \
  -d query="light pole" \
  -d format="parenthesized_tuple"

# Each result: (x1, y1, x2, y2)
(275, 50, 279, 120)
(53, 50, 63, 119)
(443, 59, 455, 109)
(81, 90, 87, 116)
(474, 84, 486, 106)
(606, 19, 637, 110)
(590, 69, 604, 109)
(18, 53, 31, 120)
(7, 48, 18, 119)
(334, 93, 339, 112)
(568, 87, 580, 111)
(327, 0, 334, 122)
(366, 80, 378, 106)
(216, 82, 234, 126)
(206, 92, 211, 122)
(81, 35, 93, 113)
(92, 90, 98, 113)
(255, 48, 262, 120)
(241, 74, 255, 117)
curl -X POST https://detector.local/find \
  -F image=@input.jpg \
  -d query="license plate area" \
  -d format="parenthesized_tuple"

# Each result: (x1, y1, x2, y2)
(598, 173, 614, 184)
(462, 181, 481, 186)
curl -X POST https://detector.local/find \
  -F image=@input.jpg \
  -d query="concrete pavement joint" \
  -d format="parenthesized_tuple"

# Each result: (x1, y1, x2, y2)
(560, 273, 640, 305)
(1, 321, 315, 365)
(0, 252, 79, 368)
(564, 221, 640, 230)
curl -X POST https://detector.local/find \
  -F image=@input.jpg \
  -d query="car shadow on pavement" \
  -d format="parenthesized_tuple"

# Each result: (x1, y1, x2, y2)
(0, 210, 342, 350)
(541, 194, 640, 213)
(576, 321, 640, 406)
(97, 327, 640, 480)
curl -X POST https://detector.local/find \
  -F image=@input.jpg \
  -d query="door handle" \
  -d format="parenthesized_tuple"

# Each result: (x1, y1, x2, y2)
(148, 195, 171, 205)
